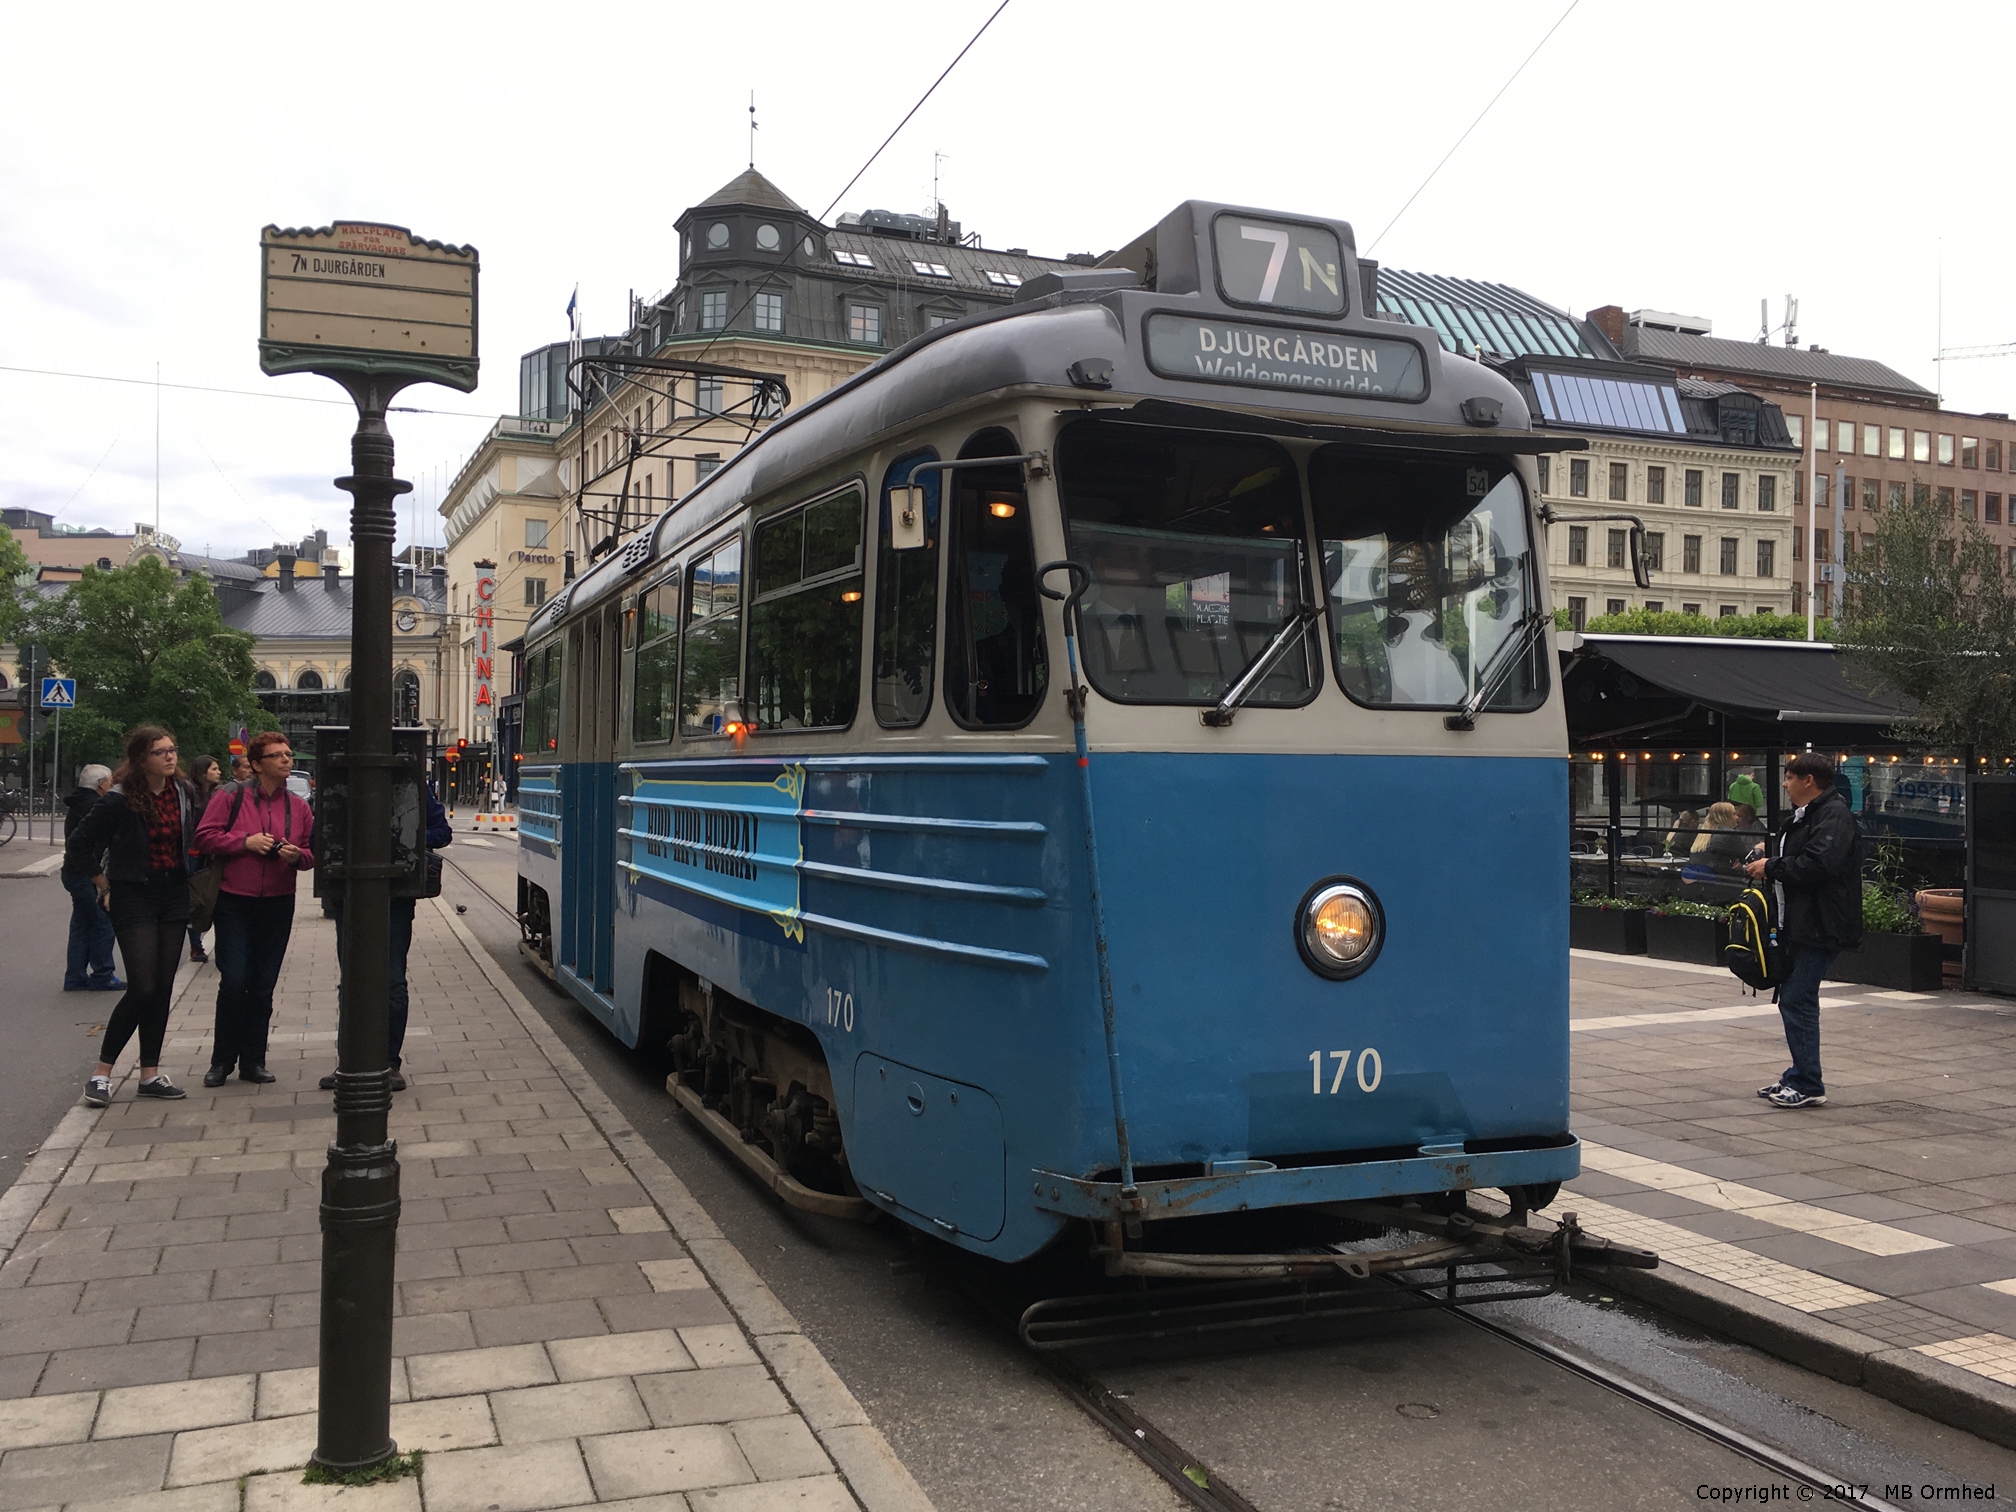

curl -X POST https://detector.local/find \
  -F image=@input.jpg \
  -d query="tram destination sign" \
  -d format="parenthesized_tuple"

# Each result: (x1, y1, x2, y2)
(259, 221, 479, 391)
(1145, 313, 1426, 400)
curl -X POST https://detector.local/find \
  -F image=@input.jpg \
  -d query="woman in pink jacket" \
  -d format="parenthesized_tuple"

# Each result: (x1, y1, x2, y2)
(193, 730, 315, 1087)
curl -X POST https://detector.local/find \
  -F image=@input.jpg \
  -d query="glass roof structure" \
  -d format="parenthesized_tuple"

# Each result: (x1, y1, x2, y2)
(1530, 369, 1687, 433)
(1376, 269, 1594, 360)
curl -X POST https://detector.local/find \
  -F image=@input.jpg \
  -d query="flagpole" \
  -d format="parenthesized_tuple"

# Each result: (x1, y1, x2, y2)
(1807, 381, 1818, 641)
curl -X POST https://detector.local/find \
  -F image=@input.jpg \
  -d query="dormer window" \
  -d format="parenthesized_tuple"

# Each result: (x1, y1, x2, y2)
(983, 270, 1022, 287)
(832, 249, 874, 268)
(911, 261, 952, 278)
(699, 291, 727, 331)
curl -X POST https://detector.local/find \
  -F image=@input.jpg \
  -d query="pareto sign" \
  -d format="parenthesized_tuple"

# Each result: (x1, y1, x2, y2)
(259, 222, 479, 391)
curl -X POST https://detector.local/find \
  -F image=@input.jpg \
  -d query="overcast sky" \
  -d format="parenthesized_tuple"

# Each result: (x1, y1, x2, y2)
(3, 0, 2010, 561)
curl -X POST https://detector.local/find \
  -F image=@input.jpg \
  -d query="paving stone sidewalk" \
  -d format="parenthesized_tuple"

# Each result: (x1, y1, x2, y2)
(1562, 948, 2016, 1408)
(0, 898, 932, 1512)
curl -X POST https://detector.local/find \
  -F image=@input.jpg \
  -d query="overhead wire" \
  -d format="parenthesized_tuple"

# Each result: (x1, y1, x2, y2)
(1365, 0, 1582, 256)
(0, 362, 499, 419)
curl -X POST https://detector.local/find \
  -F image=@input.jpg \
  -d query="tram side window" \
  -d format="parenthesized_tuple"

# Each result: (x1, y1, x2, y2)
(749, 488, 865, 730)
(944, 457, 1047, 727)
(1310, 451, 1544, 712)
(873, 452, 941, 728)
(1056, 423, 1313, 707)
(523, 646, 549, 754)
(680, 539, 743, 735)
(632, 570, 682, 743)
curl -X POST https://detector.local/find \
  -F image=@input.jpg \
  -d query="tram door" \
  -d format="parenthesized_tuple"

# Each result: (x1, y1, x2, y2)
(558, 602, 621, 996)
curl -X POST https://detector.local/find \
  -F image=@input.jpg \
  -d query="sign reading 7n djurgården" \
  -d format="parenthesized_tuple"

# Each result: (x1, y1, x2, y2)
(259, 222, 479, 393)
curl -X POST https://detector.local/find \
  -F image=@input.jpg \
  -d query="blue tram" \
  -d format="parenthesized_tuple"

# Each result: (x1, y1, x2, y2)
(516, 200, 1584, 1268)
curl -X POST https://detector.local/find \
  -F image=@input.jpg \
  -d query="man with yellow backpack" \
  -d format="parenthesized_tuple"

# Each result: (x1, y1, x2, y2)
(1742, 754, 1864, 1109)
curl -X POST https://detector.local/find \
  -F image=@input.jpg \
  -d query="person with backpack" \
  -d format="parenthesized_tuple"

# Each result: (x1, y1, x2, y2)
(1743, 753, 1863, 1110)
(65, 728, 197, 1106)
(194, 731, 315, 1087)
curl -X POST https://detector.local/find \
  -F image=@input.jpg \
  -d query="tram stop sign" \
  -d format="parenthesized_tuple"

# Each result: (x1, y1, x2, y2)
(40, 677, 76, 709)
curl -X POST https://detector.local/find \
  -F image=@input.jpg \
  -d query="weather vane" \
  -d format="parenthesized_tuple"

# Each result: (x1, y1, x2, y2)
(748, 91, 757, 170)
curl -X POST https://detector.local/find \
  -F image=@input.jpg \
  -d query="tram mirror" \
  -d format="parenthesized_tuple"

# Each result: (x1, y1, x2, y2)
(890, 486, 927, 551)
(1629, 525, 1652, 590)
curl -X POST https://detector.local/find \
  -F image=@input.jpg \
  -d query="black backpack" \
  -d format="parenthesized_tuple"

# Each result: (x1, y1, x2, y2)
(1725, 879, 1788, 990)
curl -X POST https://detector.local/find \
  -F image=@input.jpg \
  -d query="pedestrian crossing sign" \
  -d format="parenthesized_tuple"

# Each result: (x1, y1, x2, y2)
(39, 677, 76, 709)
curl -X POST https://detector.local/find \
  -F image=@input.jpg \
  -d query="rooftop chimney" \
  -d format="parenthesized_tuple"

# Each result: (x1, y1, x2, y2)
(1585, 305, 1626, 347)
(429, 565, 447, 594)
(397, 565, 413, 592)
(323, 563, 341, 591)
(276, 551, 296, 591)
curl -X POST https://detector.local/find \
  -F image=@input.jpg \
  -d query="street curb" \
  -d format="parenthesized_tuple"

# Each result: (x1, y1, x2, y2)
(1593, 1258, 2016, 1452)
(0, 961, 211, 1267)
(430, 896, 938, 1512)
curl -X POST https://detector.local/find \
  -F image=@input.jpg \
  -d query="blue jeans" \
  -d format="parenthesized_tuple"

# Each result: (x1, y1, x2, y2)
(63, 871, 118, 988)
(1776, 945, 1837, 1097)
(331, 898, 415, 1066)
(210, 892, 296, 1070)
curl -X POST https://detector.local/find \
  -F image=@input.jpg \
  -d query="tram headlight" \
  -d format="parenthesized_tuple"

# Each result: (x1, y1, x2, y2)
(1295, 879, 1383, 980)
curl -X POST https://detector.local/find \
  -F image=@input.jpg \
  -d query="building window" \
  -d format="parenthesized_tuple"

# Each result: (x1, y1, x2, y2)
(1536, 456, 1551, 493)
(1864, 479, 1879, 511)
(754, 292, 784, 332)
(1815, 527, 1830, 562)
(1757, 475, 1776, 512)
(1841, 475, 1855, 511)
(1938, 486, 1955, 516)
(1963, 436, 1979, 468)
(909, 260, 952, 278)
(1990, 440, 2003, 471)
(1913, 430, 1930, 463)
(1915, 482, 1932, 508)
(1721, 472, 1740, 509)
(1842, 531, 1854, 559)
(1962, 489, 1978, 520)
(1939, 434, 1956, 466)
(1567, 525, 1588, 565)
(832, 248, 875, 268)
(1755, 604, 1775, 616)
(1644, 601, 1663, 613)
(254, 669, 277, 690)
(1684, 469, 1703, 507)
(526, 518, 549, 549)
(1682, 602, 1700, 615)
(1646, 465, 1665, 503)
(1813, 419, 1829, 452)
(296, 669, 324, 690)
(1605, 598, 1626, 616)
(1606, 528, 1627, 569)
(695, 454, 722, 481)
(1786, 415, 1802, 448)
(696, 375, 723, 415)
(982, 270, 1022, 287)
(1642, 532, 1664, 570)
(1719, 537, 1739, 575)
(1989, 493, 2003, 524)
(1569, 458, 1589, 497)
(1683, 534, 1702, 574)
(1816, 584, 1831, 617)
(1567, 596, 1587, 631)
(1720, 605, 1739, 618)
(848, 303, 883, 345)
(699, 290, 727, 330)
(1793, 527, 1802, 561)
(1889, 482, 1906, 510)
(1860, 423, 1876, 456)
(1608, 462, 1628, 502)
(926, 312, 959, 329)
(1757, 539, 1775, 577)
(525, 578, 547, 607)
(1886, 426, 1904, 459)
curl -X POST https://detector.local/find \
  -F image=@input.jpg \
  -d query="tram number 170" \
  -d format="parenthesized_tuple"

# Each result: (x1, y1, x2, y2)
(823, 988, 855, 1032)
(1309, 1048, 1383, 1095)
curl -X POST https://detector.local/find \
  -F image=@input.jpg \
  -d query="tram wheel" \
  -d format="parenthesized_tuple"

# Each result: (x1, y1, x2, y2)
(1509, 1181, 1561, 1212)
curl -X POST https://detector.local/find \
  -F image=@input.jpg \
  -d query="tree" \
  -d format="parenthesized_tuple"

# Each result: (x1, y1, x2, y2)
(1558, 606, 1831, 640)
(0, 524, 28, 648)
(31, 558, 260, 768)
(1836, 493, 2016, 755)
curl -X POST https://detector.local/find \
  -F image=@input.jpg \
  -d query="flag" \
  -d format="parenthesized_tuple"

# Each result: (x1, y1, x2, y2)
(565, 286, 578, 330)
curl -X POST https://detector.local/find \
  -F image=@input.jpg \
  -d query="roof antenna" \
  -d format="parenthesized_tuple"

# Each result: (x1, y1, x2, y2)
(1758, 298, 1770, 345)
(748, 91, 757, 170)
(1783, 295, 1799, 349)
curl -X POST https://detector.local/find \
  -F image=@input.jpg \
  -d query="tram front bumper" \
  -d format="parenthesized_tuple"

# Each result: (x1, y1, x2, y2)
(1029, 1136, 1580, 1222)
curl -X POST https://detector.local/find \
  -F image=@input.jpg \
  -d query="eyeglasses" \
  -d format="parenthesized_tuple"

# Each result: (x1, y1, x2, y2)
(255, 750, 293, 762)
(150, 745, 178, 757)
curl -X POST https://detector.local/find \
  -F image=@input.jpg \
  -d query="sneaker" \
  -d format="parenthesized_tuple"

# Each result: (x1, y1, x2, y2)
(1765, 1086, 1827, 1109)
(1756, 1082, 1784, 1099)
(82, 1076, 111, 1108)
(202, 1065, 230, 1088)
(87, 977, 125, 992)
(136, 1076, 186, 1100)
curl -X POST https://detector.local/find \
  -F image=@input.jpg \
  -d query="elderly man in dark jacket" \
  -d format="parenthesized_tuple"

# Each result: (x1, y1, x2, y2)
(1744, 753, 1863, 1109)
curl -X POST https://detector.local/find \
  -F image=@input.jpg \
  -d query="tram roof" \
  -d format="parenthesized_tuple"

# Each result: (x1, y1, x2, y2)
(530, 200, 1590, 638)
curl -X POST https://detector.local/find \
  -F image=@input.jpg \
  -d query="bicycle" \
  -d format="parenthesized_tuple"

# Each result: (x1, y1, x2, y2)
(0, 788, 23, 849)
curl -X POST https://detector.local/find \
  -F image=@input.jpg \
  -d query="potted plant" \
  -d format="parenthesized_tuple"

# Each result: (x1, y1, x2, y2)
(1827, 885, 1941, 992)
(1645, 898, 1728, 965)
(1570, 890, 1648, 955)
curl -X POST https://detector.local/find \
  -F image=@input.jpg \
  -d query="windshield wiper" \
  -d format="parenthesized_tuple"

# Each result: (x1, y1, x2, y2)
(1202, 605, 1321, 728)
(1445, 607, 1549, 731)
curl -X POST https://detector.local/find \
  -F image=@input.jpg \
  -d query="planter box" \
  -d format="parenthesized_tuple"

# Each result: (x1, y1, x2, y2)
(1645, 913, 1727, 965)
(1570, 904, 1646, 955)
(1826, 932, 1943, 993)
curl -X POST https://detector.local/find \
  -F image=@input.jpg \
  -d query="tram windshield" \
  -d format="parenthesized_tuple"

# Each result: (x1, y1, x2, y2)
(1056, 425, 1315, 707)
(1309, 451, 1543, 711)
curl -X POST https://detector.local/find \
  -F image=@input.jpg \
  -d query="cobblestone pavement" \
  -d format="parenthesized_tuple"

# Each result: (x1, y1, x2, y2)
(0, 899, 931, 1512)
(1566, 948, 2016, 1387)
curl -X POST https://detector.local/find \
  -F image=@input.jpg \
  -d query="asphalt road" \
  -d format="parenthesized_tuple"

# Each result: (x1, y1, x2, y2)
(0, 840, 126, 1184)
(437, 834, 2016, 1512)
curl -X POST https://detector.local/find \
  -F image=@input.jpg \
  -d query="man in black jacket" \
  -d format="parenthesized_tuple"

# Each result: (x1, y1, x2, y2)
(1744, 753, 1863, 1109)
(61, 764, 120, 991)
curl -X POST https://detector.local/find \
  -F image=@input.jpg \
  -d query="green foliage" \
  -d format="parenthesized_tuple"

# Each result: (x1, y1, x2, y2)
(1862, 885, 1921, 936)
(301, 1449, 423, 1487)
(1836, 492, 2016, 756)
(1571, 888, 1647, 910)
(1649, 898, 1725, 919)
(1579, 607, 1831, 641)
(1554, 606, 1573, 631)
(31, 559, 259, 769)
(0, 525, 29, 647)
